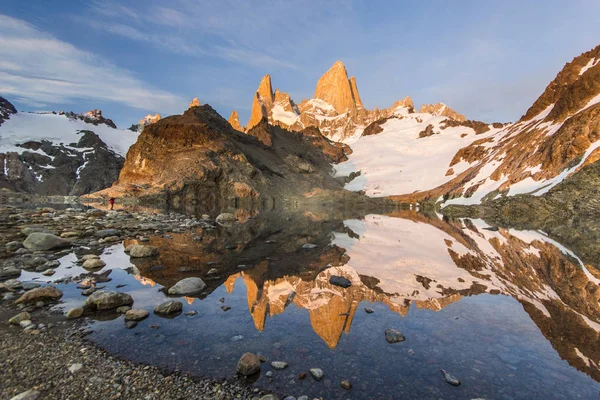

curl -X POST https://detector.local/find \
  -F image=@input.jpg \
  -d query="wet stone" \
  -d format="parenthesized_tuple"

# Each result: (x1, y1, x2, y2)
(385, 328, 406, 343)
(237, 352, 261, 376)
(329, 275, 352, 288)
(441, 369, 461, 386)
(309, 368, 324, 381)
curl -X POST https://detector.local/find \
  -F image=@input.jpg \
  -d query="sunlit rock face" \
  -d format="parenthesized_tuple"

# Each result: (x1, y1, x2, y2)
(239, 61, 463, 142)
(96, 104, 350, 208)
(120, 207, 600, 380)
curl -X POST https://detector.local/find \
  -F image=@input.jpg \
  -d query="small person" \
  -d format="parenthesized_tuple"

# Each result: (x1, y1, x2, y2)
(109, 197, 115, 210)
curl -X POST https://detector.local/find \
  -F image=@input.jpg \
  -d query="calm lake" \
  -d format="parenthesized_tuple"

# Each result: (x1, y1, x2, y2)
(20, 209, 600, 399)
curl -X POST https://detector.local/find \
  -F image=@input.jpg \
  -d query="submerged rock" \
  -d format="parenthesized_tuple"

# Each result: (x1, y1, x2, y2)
(271, 361, 289, 370)
(309, 368, 324, 381)
(441, 369, 461, 386)
(385, 328, 406, 343)
(340, 380, 352, 390)
(237, 352, 261, 376)
(216, 213, 237, 225)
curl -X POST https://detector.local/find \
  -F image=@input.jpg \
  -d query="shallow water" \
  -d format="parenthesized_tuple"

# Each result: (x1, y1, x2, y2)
(26, 210, 600, 399)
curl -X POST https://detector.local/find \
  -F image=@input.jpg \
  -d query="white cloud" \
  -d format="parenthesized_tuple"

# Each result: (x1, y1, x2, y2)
(0, 14, 186, 114)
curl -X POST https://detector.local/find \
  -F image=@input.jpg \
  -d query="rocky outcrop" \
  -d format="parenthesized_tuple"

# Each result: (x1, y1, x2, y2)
(189, 98, 201, 108)
(0, 96, 17, 126)
(228, 110, 243, 131)
(419, 103, 466, 122)
(96, 104, 367, 209)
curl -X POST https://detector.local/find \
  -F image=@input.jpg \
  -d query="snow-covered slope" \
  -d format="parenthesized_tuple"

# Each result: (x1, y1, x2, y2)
(335, 113, 503, 197)
(337, 44, 600, 205)
(0, 103, 139, 196)
(0, 112, 138, 157)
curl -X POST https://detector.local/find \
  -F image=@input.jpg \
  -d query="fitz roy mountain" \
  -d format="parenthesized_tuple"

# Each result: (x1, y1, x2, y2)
(1, 44, 600, 214)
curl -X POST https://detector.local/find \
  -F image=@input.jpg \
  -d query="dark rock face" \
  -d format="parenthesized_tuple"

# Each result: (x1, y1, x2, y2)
(105, 104, 358, 208)
(63, 109, 117, 129)
(0, 97, 17, 127)
(0, 130, 124, 195)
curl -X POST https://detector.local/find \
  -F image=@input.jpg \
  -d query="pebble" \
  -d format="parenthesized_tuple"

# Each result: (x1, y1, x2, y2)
(309, 368, 324, 381)
(385, 328, 406, 343)
(364, 307, 374, 313)
(271, 361, 289, 370)
(340, 380, 352, 390)
(68, 363, 83, 374)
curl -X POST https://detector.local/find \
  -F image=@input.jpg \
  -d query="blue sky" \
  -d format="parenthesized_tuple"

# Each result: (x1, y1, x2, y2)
(1, 0, 600, 128)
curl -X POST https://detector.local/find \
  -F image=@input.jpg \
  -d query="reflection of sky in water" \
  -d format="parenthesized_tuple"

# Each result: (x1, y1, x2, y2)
(17, 216, 600, 400)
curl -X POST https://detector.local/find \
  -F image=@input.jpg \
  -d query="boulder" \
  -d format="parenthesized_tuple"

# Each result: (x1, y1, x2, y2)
(154, 300, 183, 315)
(95, 229, 121, 238)
(82, 259, 106, 270)
(0, 266, 21, 279)
(129, 245, 159, 258)
(237, 352, 261, 376)
(6, 241, 23, 251)
(66, 307, 84, 319)
(10, 389, 40, 400)
(9, 312, 31, 325)
(385, 328, 406, 343)
(167, 277, 206, 296)
(84, 291, 133, 311)
(15, 286, 63, 304)
(124, 309, 149, 321)
(215, 213, 237, 225)
(23, 233, 70, 251)
(21, 225, 52, 236)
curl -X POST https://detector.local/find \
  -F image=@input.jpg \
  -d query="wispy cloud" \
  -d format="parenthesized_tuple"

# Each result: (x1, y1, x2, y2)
(0, 14, 186, 113)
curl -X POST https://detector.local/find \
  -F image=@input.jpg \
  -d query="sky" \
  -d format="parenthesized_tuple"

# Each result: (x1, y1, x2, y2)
(1, 0, 600, 128)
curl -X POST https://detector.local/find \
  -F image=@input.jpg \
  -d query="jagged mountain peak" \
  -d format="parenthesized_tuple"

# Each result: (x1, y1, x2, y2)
(314, 60, 358, 114)
(139, 113, 161, 125)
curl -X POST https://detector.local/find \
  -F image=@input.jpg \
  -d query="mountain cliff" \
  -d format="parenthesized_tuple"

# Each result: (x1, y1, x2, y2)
(96, 104, 368, 209)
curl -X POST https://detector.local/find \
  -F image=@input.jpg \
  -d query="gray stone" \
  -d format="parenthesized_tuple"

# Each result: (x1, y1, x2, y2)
(116, 306, 131, 314)
(68, 363, 83, 374)
(6, 241, 23, 251)
(302, 243, 317, 249)
(236, 352, 261, 376)
(364, 307, 374, 314)
(125, 309, 149, 321)
(271, 361, 289, 370)
(215, 213, 237, 225)
(385, 328, 406, 343)
(21, 225, 52, 236)
(16, 286, 63, 304)
(309, 368, 324, 381)
(329, 275, 352, 288)
(0, 266, 21, 279)
(9, 311, 31, 325)
(129, 245, 159, 258)
(96, 229, 121, 238)
(81, 254, 99, 261)
(84, 291, 133, 311)
(20, 320, 33, 328)
(10, 389, 40, 400)
(167, 277, 206, 296)
(66, 307, 84, 319)
(125, 320, 138, 329)
(154, 300, 182, 315)
(82, 259, 106, 270)
(23, 233, 70, 251)
(42, 269, 55, 276)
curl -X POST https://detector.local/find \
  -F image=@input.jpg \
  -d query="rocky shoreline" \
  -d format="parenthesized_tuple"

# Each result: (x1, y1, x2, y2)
(0, 205, 295, 400)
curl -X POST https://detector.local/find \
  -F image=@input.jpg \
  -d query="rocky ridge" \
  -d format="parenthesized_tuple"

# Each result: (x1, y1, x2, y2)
(0, 97, 138, 196)
(237, 61, 464, 142)
(94, 104, 372, 209)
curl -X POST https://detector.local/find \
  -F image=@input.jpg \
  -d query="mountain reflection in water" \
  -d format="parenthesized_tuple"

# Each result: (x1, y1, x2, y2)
(78, 208, 600, 399)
